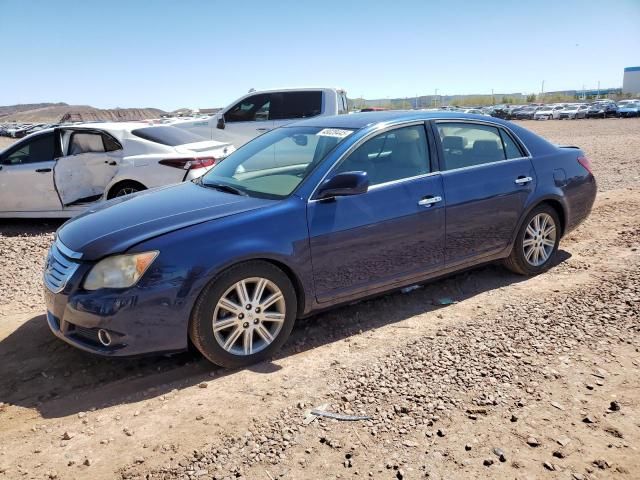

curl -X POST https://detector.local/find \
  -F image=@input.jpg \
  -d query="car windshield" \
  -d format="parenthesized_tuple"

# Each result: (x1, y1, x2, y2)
(131, 126, 205, 146)
(200, 126, 355, 199)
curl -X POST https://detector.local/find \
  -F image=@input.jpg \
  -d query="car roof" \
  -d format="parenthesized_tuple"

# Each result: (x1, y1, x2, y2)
(289, 110, 514, 130)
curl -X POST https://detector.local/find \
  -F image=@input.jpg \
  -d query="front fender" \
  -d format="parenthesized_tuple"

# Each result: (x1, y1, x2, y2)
(130, 196, 314, 323)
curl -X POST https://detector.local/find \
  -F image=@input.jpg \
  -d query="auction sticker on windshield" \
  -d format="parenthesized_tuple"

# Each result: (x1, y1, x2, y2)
(317, 128, 351, 138)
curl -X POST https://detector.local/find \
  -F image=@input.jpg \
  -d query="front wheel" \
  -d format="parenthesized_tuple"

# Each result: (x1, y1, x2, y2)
(189, 261, 297, 368)
(504, 205, 560, 276)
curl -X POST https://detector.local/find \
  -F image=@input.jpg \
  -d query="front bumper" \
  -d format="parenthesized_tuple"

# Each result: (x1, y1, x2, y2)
(43, 246, 193, 357)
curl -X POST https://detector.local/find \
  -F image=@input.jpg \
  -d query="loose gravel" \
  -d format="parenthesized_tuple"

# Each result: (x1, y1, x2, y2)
(125, 265, 639, 479)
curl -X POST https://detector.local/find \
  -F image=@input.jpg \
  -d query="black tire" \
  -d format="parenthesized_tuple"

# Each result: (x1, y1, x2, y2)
(107, 181, 146, 199)
(504, 204, 561, 276)
(189, 261, 297, 368)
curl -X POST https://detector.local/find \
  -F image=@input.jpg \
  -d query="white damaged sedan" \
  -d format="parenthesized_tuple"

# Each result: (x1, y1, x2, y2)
(0, 123, 234, 218)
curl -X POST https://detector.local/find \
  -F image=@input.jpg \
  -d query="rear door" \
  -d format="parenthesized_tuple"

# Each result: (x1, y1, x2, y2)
(433, 121, 536, 264)
(0, 132, 61, 213)
(55, 130, 121, 204)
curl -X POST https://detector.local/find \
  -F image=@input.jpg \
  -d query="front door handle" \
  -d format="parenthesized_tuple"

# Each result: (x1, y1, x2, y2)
(35, 168, 52, 173)
(418, 195, 442, 207)
(104, 160, 117, 166)
(515, 176, 533, 185)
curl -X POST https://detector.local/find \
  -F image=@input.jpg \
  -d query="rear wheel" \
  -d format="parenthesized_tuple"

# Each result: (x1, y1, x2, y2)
(107, 181, 146, 199)
(504, 205, 560, 276)
(189, 261, 297, 368)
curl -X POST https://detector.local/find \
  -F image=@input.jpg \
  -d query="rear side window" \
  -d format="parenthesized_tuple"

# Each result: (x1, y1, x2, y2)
(103, 134, 122, 152)
(499, 130, 524, 159)
(131, 126, 204, 146)
(68, 132, 105, 155)
(337, 92, 348, 114)
(437, 122, 515, 170)
(270, 91, 323, 120)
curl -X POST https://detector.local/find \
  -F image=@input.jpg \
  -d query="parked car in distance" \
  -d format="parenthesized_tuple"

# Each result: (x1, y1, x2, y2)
(586, 102, 618, 118)
(0, 123, 234, 218)
(513, 106, 542, 120)
(534, 104, 565, 120)
(172, 87, 349, 148)
(616, 100, 640, 118)
(43, 111, 597, 367)
(462, 108, 488, 115)
(559, 104, 588, 119)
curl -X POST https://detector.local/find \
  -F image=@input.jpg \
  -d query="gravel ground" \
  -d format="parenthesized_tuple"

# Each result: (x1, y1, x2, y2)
(125, 266, 639, 480)
(0, 119, 639, 480)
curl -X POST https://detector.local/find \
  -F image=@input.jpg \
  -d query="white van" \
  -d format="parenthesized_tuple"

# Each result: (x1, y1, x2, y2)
(172, 87, 348, 147)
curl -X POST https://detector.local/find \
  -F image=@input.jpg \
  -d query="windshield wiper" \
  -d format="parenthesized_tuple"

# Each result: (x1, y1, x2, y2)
(201, 182, 247, 196)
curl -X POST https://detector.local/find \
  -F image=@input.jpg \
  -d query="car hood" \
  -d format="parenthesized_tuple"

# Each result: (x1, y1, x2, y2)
(57, 182, 274, 260)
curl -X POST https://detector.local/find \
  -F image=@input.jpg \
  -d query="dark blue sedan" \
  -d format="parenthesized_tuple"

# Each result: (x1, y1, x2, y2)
(43, 112, 596, 367)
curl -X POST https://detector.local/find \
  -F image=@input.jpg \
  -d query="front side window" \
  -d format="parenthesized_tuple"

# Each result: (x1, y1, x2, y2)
(225, 94, 271, 123)
(270, 91, 323, 120)
(3, 133, 55, 164)
(437, 122, 513, 170)
(68, 132, 105, 155)
(333, 125, 430, 186)
(201, 126, 354, 199)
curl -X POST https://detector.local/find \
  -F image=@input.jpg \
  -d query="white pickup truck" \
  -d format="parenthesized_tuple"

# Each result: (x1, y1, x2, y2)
(172, 87, 348, 147)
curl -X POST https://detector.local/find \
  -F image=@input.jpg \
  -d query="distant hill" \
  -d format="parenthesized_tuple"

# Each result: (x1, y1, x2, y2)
(0, 103, 166, 123)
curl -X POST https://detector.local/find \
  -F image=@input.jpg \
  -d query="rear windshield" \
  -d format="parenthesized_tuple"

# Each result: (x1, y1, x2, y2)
(131, 126, 204, 146)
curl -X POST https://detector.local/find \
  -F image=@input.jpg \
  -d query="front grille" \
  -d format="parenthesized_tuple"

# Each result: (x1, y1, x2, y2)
(43, 241, 81, 293)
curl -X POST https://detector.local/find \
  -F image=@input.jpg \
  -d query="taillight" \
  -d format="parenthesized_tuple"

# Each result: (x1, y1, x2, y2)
(577, 155, 593, 175)
(159, 157, 217, 170)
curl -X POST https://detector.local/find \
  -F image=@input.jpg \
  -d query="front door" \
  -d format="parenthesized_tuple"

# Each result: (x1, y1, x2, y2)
(434, 121, 536, 263)
(307, 124, 445, 302)
(0, 132, 61, 213)
(219, 93, 274, 147)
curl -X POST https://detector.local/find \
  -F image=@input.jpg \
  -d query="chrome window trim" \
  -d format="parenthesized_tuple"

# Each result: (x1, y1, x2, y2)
(308, 120, 430, 201)
(307, 116, 533, 201)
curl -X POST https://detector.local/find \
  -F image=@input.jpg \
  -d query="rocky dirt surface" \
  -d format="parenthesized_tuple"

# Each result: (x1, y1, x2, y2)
(0, 119, 638, 480)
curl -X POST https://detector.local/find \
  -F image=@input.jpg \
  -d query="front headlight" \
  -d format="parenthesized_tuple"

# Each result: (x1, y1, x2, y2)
(84, 251, 158, 290)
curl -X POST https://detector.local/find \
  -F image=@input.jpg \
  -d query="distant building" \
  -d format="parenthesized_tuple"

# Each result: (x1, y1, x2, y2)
(623, 66, 640, 94)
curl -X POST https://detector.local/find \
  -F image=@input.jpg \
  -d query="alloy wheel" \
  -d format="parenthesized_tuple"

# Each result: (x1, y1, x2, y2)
(116, 187, 138, 197)
(522, 213, 556, 266)
(212, 277, 286, 356)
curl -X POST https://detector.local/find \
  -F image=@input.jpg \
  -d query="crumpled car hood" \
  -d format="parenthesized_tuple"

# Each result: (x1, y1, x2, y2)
(57, 182, 273, 260)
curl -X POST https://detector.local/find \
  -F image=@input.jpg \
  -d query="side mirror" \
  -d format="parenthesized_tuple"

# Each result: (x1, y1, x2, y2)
(292, 134, 308, 146)
(316, 171, 369, 200)
(216, 115, 225, 130)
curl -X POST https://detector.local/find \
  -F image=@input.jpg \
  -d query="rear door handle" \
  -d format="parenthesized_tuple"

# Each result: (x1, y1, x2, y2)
(418, 195, 442, 207)
(256, 127, 270, 131)
(104, 160, 117, 166)
(515, 176, 533, 185)
(35, 168, 52, 173)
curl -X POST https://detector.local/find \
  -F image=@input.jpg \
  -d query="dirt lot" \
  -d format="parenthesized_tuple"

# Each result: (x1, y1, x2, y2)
(0, 119, 638, 480)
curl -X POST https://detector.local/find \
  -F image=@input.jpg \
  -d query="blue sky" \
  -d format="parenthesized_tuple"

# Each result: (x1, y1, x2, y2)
(1, 0, 639, 110)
